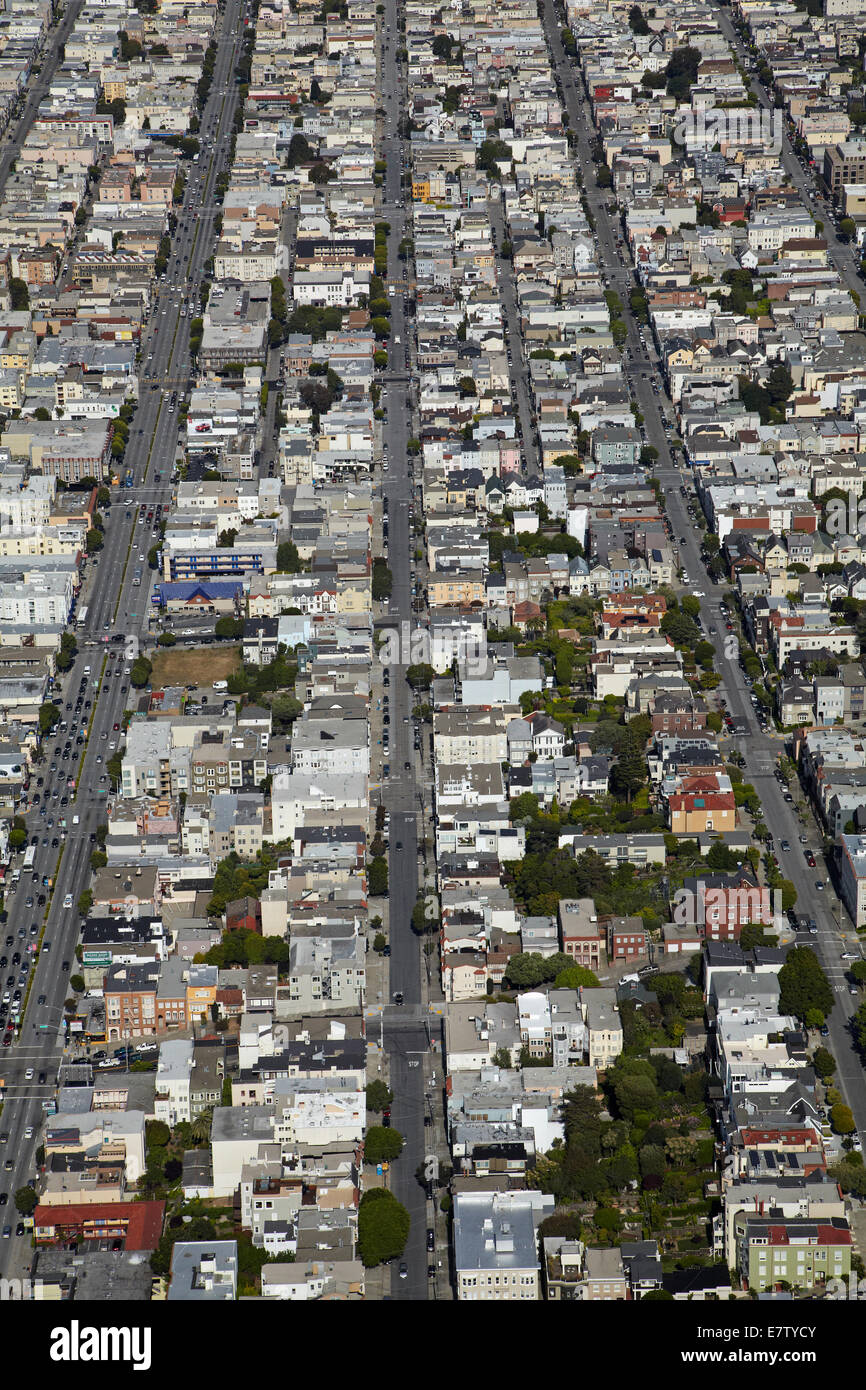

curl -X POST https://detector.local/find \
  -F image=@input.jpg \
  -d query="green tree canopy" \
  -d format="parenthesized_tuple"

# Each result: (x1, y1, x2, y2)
(357, 1188, 410, 1266)
(778, 946, 833, 1022)
(14, 1187, 37, 1216)
(364, 1126, 403, 1164)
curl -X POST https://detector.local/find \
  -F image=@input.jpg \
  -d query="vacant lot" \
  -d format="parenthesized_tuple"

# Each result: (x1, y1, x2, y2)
(151, 645, 241, 688)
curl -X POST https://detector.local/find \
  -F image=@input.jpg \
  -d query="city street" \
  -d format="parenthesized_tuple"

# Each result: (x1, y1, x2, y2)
(542, 0, 866, 1138)
(377, 0, 430, 1303)
(0, 0, 249, 1283)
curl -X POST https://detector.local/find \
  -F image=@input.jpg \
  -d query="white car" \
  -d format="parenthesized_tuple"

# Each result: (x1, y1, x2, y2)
(24, 1069, 33, 1081)
(63, 893, 73, 908)
(23, 1127, 32, 1140)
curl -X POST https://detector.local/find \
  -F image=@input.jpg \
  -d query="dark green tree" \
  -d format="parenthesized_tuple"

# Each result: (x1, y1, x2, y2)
(357, 1188, 410, 1266)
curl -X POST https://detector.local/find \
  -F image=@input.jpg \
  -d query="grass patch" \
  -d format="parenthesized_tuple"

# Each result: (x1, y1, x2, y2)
(150, 645, 241, 687)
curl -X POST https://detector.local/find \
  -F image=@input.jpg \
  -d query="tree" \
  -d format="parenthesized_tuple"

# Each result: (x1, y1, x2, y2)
(553, 965, 600, 989)
(832, 1104, 855, 1135)
(86, 528, 104, 554)
(38, 702, 60, 736)
(665, 45, 701, 102)
(276, 540, 302, 573)
(368, 856, 388, 896)
(405, 665, 434, 694)
(766, 364, 793, 405)
(813, 1046, 836, 1080)
(69, 974, 85, 994)
(372, 559, 393, 602)
(504, 952, 547, 989)
(610, 742, 647, 801)
(358, 1188, 410, 1267)
(287, 131, 312, 166)
(840, 217, 856, 242)
(778, 946, 833, 1022)
(364, 1126, 403, 1164)
(191, 1109, 213, 1144)
(147, 1120, 171, 1148)
(610, 1058, 660, 1122)
(214, 615, 243, 640)
(366, 1080, 393, 1112)
(476, 138, 512, 178)
(779, 879, 798, 912)
(9, 278, 29, 311)
(130, 657, 152, 689)
(14, 1187, 37, 1217)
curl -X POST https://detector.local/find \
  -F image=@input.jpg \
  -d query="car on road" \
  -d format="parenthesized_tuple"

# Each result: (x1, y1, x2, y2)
(24, 1068, 32, 1080)
(399, 1262, 408, 1280)
(815, 880, 825, 891)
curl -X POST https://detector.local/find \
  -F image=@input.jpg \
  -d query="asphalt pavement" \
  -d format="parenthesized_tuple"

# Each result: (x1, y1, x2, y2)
(374, 0, 433, 1303)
